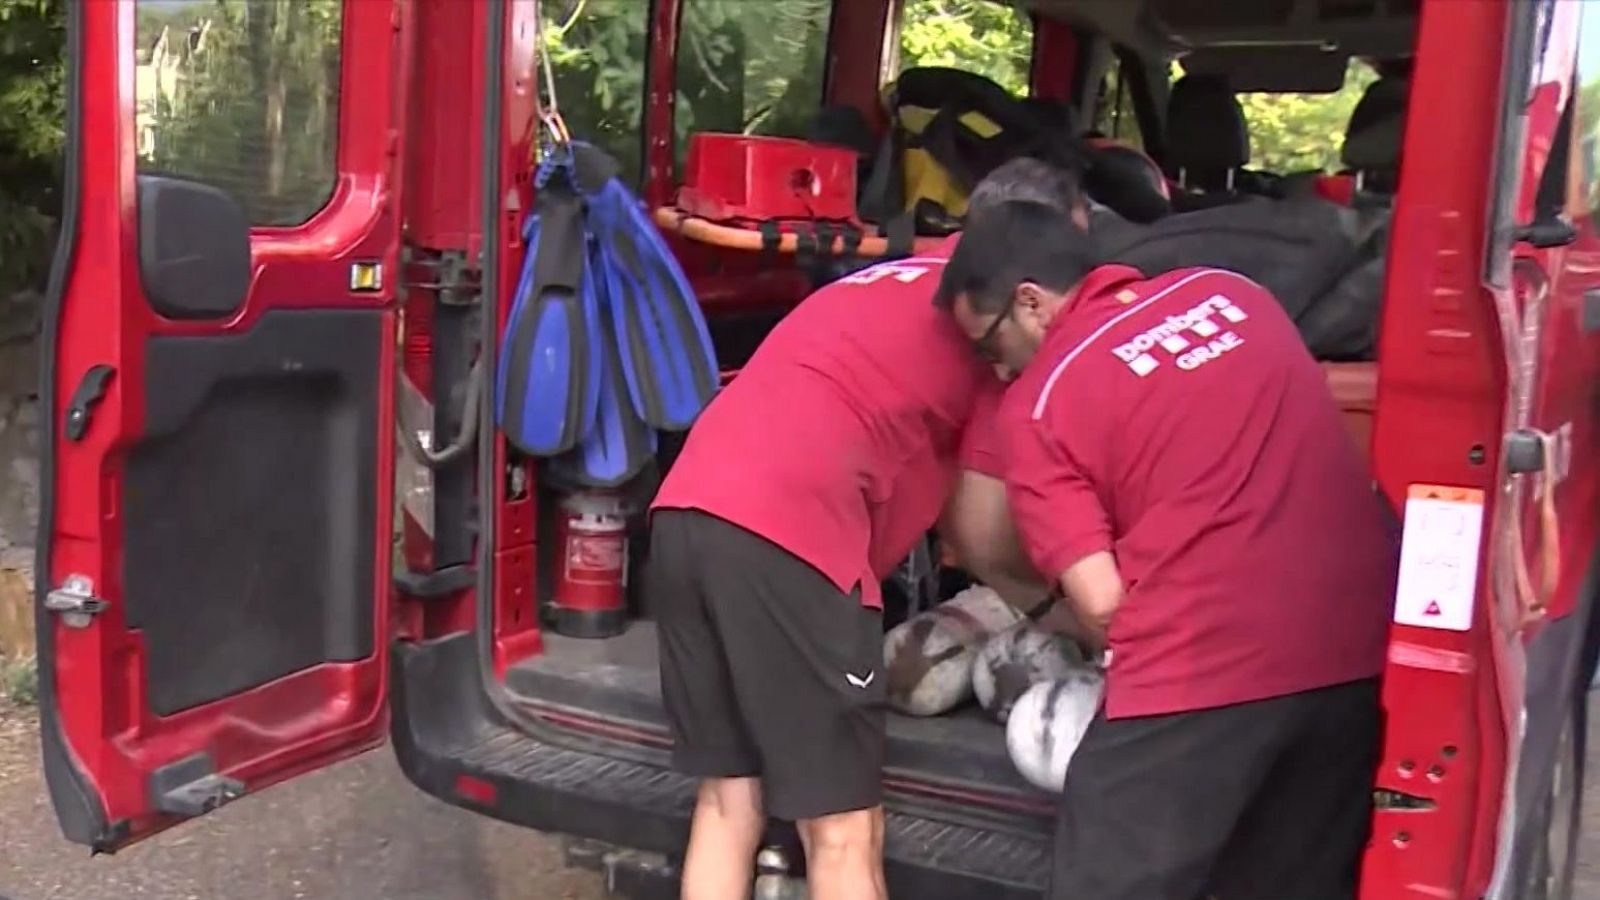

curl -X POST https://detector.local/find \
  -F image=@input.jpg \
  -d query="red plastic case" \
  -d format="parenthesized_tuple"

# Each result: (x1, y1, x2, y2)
(676, 133, 860, 224)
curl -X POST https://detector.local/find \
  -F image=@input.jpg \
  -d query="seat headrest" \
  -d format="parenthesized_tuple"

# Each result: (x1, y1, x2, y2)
(1165, 74, 1251, 175)
(1340, 76, 1408, 172)
(1084, 138, 1172, 224)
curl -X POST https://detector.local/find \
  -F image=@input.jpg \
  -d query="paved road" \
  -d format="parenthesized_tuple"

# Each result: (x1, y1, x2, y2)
(1, 698, 1598, 900)
(0, 705, 609, 900)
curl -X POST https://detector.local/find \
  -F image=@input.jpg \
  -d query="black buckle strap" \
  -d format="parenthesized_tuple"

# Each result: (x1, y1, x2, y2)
(757, 220, 781, 264)
(793, 223, 819, 271)
(840, 224, 863, 260)
(881, 213, 914, 261)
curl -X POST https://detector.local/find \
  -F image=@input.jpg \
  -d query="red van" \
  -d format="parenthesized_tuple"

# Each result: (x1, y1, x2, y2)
(33, 0, 1600, 897)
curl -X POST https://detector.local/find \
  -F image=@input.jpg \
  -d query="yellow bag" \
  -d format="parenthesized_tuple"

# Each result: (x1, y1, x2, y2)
(859, 67, 1049, 235)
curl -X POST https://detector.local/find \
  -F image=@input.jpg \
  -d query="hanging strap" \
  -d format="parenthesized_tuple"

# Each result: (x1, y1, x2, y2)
(880, 213, 914, 260)
(531, 2, 571, 162)
(859, 122, 901, 226)
(396, 358, 484, 469)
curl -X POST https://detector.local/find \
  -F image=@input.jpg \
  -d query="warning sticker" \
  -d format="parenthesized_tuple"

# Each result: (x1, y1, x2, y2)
(1392, 484, 1485, 632)
(566, 534, 626, 586)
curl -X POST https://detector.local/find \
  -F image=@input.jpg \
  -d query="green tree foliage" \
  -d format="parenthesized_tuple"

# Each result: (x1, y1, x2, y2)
(541, 0, 833, 181)
(136, 0, 344, 226)
(0, 0, 1396, 298)
(1571, 72, 1600, 222)
(0, 0, 65, 296)
(1229, 64, 1379, 172)
(897, 0, 1033, 94)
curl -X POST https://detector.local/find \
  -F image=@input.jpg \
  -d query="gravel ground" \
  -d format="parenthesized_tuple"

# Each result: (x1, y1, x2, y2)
(0, 698, 1597, 900)
(0, 704, 610, 900)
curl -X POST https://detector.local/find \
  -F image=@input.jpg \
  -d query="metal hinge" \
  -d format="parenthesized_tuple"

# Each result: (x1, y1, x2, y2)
(404, 249, 482, 307)
(44, 574, 106, 628)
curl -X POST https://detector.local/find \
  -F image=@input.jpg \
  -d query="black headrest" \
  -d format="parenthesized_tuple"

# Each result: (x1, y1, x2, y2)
(1165, 74, 1250, 175)
(1341, 76, 1408, 172)
(1084, 141, 1172, 224)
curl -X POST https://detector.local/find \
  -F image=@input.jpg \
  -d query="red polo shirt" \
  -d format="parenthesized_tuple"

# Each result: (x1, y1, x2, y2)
(1000, 265, 1398, 718)
(652, 240, 1001, 608)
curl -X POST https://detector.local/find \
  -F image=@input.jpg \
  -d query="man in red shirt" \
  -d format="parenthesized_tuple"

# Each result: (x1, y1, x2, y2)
(646, 160, 1087, 900)
(935, 199, 1399, 900)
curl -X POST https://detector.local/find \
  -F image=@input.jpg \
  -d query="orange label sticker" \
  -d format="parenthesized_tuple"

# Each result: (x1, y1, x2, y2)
(1405, 484, 1485, 504)
(1393, 483, 1485, 632)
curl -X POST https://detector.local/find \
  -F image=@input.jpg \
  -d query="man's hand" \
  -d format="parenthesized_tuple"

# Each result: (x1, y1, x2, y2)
(1035, 599, 1105, 656)
(1048, 550, 1123, 654)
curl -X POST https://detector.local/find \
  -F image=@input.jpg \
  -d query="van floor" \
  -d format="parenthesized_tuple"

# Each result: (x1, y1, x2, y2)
(506, 621, 1037, 796)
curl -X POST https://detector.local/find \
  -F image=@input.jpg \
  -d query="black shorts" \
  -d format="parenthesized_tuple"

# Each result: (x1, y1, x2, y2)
(1051, 678, 1382, 900)
(646, 508, 886, 821)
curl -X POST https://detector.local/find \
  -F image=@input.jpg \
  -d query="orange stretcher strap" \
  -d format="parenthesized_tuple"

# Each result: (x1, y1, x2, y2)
(653, 207, 946, 258)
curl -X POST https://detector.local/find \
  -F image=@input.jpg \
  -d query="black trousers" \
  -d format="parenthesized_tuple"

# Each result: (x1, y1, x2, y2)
(1051, 678, 1382, 900)
(647, 509, 886, 822)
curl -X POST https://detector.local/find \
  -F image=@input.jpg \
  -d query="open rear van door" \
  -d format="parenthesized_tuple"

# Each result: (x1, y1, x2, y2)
(35, 0, 408, 850)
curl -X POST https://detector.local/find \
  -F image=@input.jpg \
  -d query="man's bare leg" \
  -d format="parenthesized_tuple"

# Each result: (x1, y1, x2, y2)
(797, 806, 887, 900)
(681, 777, 765, 900)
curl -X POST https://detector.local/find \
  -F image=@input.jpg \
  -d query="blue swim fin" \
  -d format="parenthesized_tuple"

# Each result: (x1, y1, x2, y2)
(495, 157, 602, 457)
(573, 142, 719, 433)
(550, 270, 658, 488)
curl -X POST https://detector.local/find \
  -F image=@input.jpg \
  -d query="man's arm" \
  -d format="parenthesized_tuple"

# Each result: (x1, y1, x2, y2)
(1038, 550, 1124, 652)
(947, 383, 1054, 611)
(939, 469, 1052, 610)
(1002, 414, 1121, 647)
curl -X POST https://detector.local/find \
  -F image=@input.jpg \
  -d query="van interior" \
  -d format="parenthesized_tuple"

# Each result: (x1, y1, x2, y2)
(441, 0, 1421, 848)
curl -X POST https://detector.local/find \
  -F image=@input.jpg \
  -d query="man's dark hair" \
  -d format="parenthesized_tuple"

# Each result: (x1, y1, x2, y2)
(934, 199, 1101, 314)
(967, 156, 1085, 218)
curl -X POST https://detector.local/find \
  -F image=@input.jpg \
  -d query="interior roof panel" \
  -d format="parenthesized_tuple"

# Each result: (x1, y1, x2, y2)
(1014, 0, 1418, 60)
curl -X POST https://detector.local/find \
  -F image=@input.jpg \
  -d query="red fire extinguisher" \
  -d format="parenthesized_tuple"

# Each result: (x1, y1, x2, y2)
(549, 489, 632, 638)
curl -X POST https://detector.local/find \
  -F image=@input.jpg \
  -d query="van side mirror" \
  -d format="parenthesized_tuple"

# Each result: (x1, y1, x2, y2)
(136, 174, 252, 320)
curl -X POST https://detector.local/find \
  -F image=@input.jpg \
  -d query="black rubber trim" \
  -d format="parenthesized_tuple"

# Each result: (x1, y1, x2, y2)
(476, 0, 507, 680)
(393, 564, 475, 600)
(390, 635, 1049, 898)
(34, 0, 112, 850)
(503, 625, 1043, 804)
(428, 299, 478, 567)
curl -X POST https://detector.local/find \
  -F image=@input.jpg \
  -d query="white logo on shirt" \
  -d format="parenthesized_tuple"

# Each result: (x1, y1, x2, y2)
(845, 670, 876, 689)
(837, 258, 943, 286)
(1110, 293, 1249, 376)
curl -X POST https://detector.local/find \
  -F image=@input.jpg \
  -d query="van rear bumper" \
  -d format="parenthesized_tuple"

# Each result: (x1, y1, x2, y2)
(389, 635, 1048, 899)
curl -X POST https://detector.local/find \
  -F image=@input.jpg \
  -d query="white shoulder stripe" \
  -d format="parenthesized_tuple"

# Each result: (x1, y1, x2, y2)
(1029, 269, 1262, 421)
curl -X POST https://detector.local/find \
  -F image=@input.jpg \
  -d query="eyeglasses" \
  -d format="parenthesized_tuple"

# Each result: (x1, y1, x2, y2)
(972, 294, 1015, 363)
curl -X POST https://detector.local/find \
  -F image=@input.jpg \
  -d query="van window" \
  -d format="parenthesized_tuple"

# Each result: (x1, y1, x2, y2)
(541, 0, 651, 186)
(1091, 57, 1145, 150)
(134, 0, 343, 227)
(673, 0, 833, 170)
(895, 0, 1035, 95)
(1570, 2, 1600, 226)
(1170, 59, 1378, 173)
